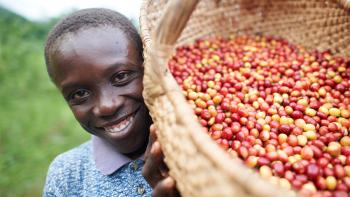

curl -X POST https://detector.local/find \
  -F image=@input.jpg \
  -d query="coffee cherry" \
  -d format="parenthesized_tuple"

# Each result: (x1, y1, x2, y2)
(334, 164, 346, 179)
(327, 142, 341, 157)
(297, 135, 308, 146)
(316, 176, 327, 190)
(260, 165, 273, 178)
(326, 176, 337, 190)
(306, 164, 319, 180)
(301, 146, 314, 160)
(340, 136, 350, 146)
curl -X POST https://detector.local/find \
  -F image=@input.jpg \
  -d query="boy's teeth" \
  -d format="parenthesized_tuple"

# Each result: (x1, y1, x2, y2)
(105, 115, 134, 133)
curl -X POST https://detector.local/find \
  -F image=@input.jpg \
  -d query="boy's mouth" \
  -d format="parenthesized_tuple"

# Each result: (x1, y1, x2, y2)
(104, 114, 135, 133)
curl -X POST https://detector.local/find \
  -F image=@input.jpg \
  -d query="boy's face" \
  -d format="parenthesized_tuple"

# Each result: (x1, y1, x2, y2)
(50, 27, 150, 155)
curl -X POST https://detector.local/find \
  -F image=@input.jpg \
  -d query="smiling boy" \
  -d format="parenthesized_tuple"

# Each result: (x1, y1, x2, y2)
(43, 8, 153, 196)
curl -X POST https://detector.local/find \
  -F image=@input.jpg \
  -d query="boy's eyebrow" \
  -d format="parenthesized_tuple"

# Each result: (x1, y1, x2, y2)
(104, 60, 143, 73)
(59, 75, 88, 94)
(60, 82, 80, 94)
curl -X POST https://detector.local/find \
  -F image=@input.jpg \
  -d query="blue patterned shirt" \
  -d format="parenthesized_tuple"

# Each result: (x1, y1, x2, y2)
(43, 137, 152, 197)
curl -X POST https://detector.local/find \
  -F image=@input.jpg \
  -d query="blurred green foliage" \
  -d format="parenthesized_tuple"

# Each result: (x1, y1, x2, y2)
(0, 7, 90, 197)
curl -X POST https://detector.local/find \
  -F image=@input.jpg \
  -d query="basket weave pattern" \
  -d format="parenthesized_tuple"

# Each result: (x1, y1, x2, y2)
(140, 0, 350, 196)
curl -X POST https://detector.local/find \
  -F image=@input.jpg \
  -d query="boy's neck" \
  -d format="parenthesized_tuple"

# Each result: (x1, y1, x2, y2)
(124, 143, 147, 160)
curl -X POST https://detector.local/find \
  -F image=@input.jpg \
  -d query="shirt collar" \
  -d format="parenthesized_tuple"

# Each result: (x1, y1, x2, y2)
(92, 135, 144, 175)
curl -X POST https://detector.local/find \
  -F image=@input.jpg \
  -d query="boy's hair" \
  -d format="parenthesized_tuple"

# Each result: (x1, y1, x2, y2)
(44, 8, 143, 78)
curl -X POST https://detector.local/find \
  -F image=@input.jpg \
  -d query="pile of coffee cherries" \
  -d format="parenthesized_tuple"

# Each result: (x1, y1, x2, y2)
(168, 35, 350, 196)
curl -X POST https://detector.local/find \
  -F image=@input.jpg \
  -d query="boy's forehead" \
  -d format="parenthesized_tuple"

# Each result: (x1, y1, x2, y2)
(49, 26, 142, 83)
(59, 27, 129, 56)
(61, 27, 126, 46)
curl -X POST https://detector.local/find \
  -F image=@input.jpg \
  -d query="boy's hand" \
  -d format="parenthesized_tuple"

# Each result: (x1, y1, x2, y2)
(142, 125, 181, 197)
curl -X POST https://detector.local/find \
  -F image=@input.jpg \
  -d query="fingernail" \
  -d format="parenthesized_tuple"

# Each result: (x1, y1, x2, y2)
(150, 141, 160, 154)
(164, 177, 175, 186)
(150, 124, 155, 132)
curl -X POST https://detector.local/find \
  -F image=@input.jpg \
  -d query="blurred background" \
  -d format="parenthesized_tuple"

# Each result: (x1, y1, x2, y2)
(0, 1, 142, 196)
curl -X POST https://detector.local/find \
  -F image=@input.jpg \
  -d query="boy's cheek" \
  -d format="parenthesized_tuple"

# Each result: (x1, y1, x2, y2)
(129, 77, 144, 98)
(70, 106, 89, 126)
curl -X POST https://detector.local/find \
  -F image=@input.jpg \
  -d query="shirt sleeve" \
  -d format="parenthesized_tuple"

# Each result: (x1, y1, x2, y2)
(43, 155, 69, 197)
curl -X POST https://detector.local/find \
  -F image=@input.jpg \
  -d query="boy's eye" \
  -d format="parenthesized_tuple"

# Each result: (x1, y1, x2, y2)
(112, 71, 136, 86)
(68, 89, 90, 104)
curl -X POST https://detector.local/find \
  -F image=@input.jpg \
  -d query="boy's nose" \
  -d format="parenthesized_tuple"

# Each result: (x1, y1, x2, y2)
(92, 91, 123, 118)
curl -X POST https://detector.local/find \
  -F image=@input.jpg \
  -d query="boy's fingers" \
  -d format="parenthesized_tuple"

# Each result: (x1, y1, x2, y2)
(145, 124, 157, 160)
(159, 159, 169, 177)
(143, 125, 173, 191)
(151, 177, 180, 197)
(150, 124, 156, 133)
(142, 142, 164, 187)
(149, 124, 157, 143)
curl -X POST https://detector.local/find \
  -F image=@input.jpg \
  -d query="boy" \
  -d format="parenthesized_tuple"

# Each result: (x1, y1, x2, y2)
(43, 8, 177, 196)
(43, 7, 152, 196)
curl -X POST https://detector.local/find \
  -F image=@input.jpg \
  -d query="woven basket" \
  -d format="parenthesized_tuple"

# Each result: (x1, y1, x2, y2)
(140, 0, 350, 196)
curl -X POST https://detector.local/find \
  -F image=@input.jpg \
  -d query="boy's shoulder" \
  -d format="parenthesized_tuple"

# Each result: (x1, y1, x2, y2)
(44, 140, 153, 196)
(50, 140, 92, 169)
(44, 140, 96, 196)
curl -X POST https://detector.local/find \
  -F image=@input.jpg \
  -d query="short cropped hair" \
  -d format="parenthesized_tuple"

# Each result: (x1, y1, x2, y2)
(44, 8, 143, 78)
